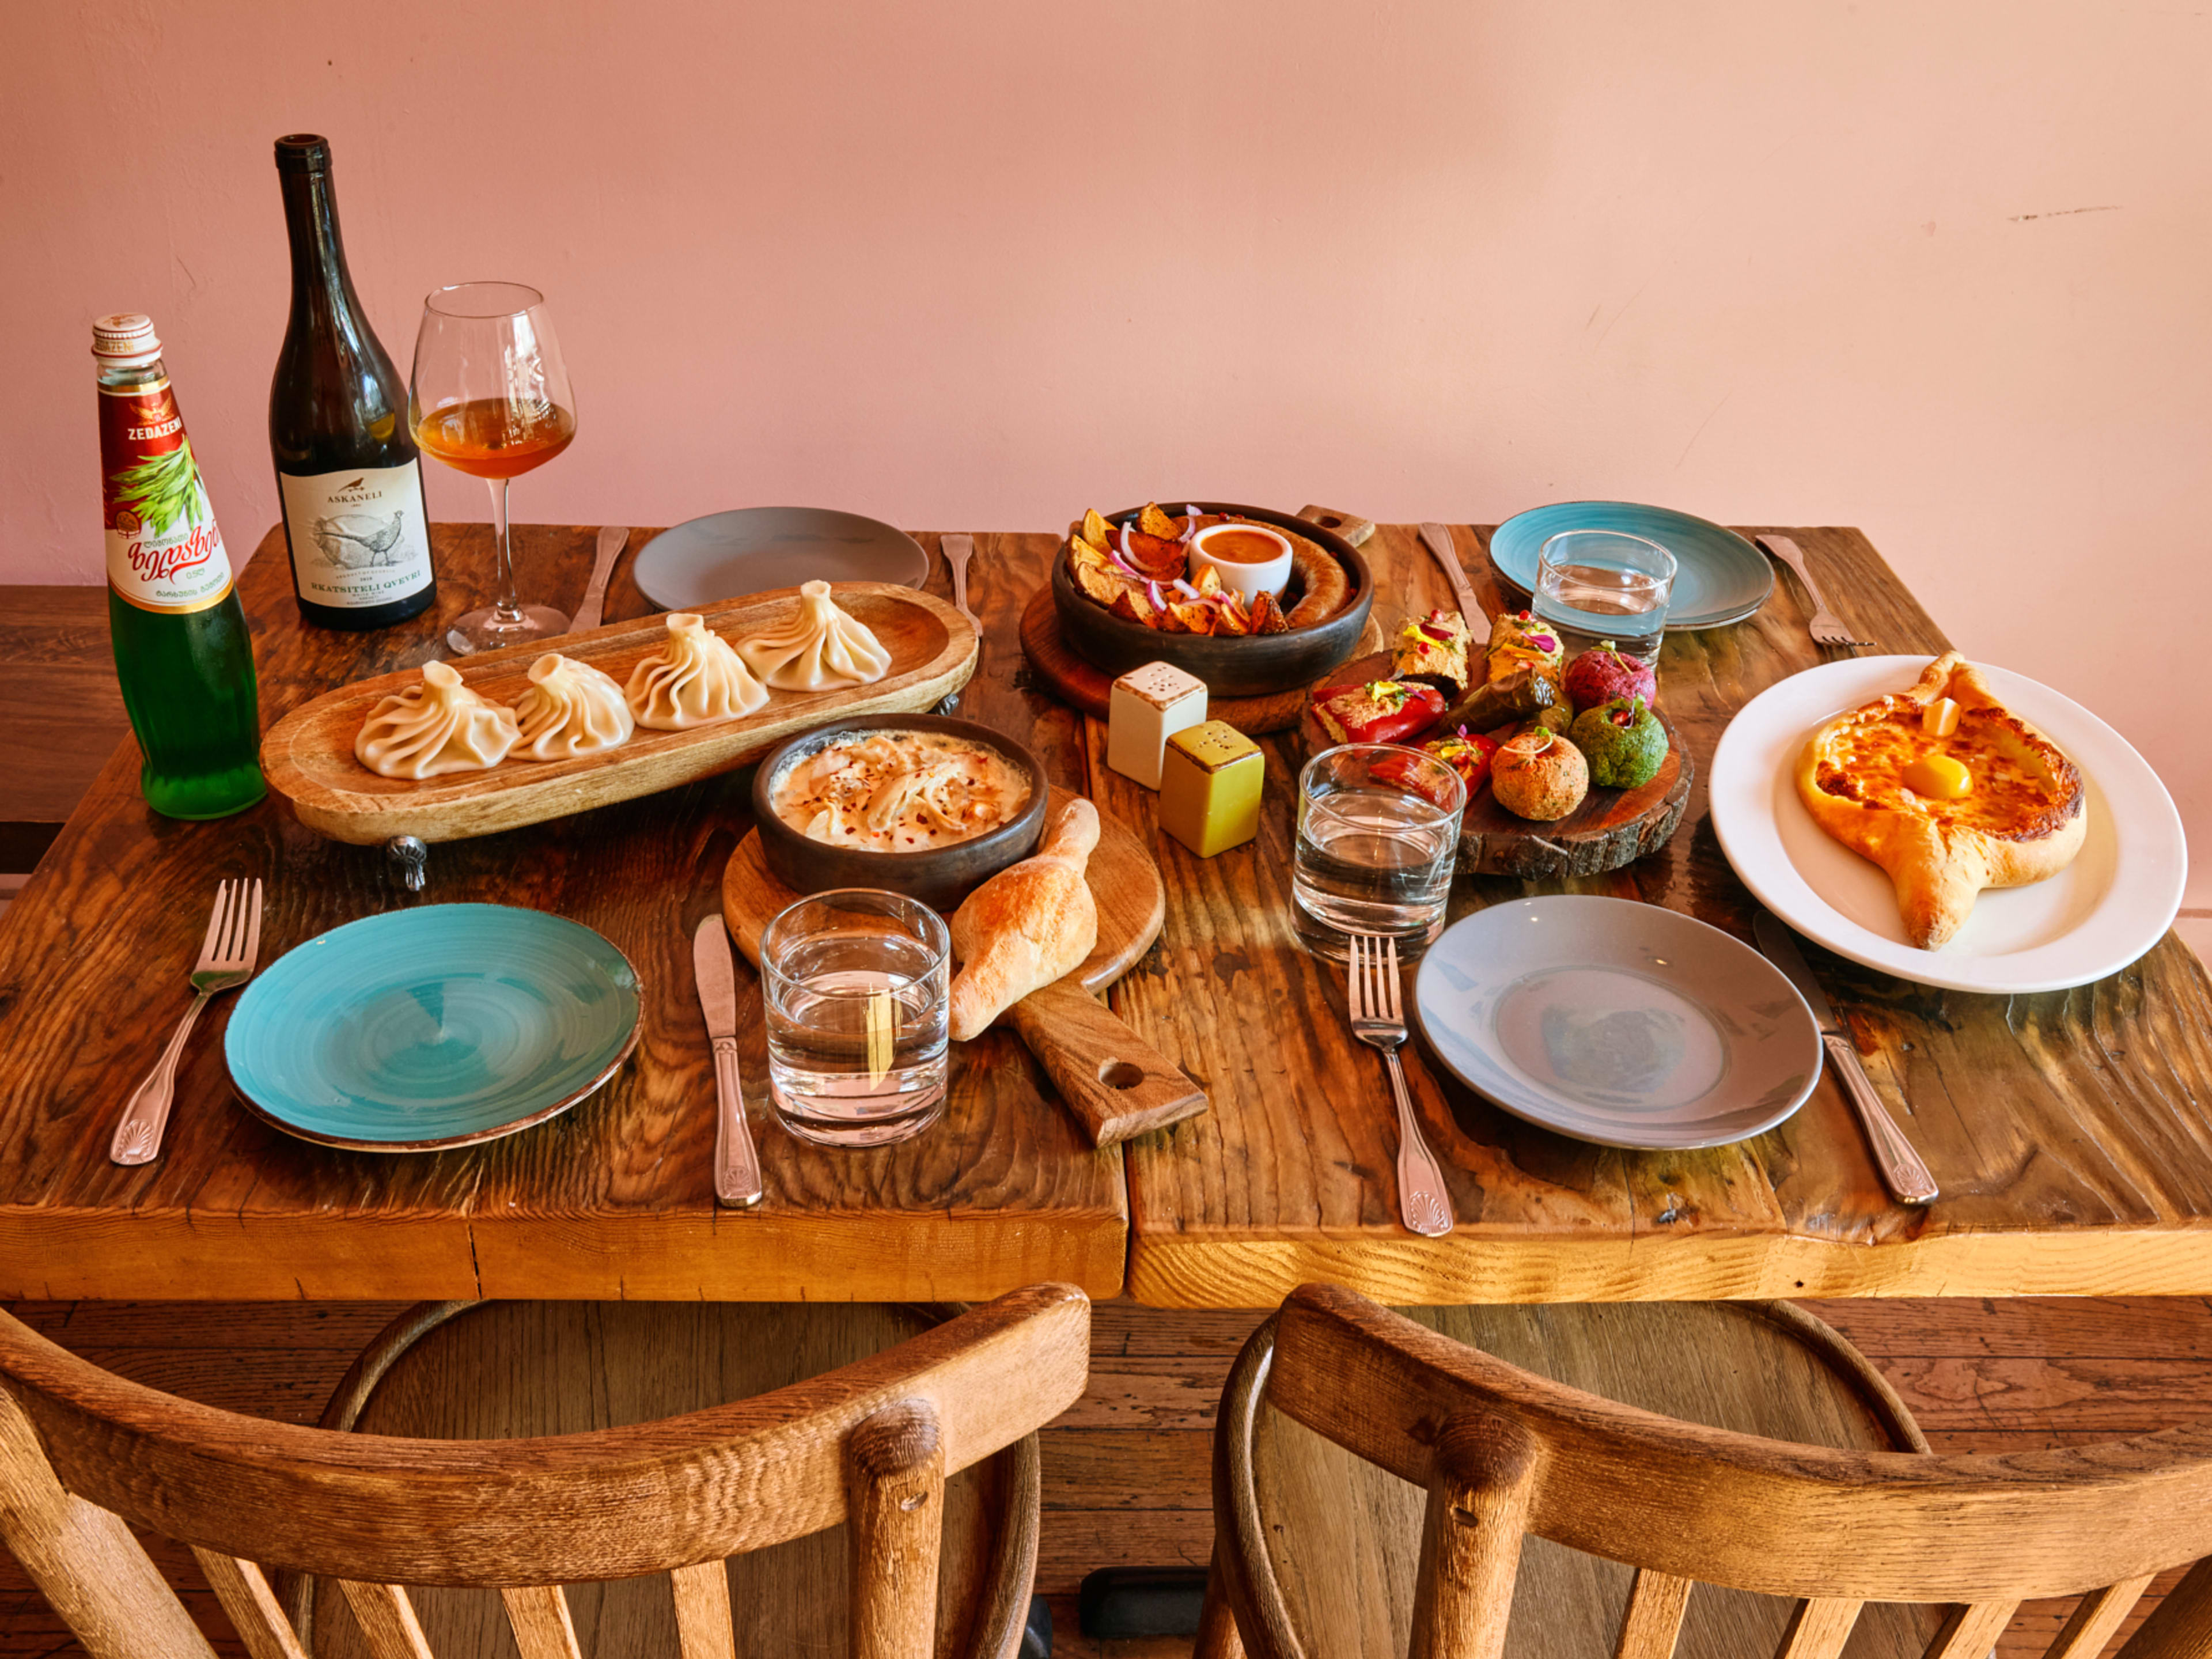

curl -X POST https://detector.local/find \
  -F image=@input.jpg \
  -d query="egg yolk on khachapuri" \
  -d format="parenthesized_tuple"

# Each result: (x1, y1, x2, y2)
(1814, 691, 2085, 834)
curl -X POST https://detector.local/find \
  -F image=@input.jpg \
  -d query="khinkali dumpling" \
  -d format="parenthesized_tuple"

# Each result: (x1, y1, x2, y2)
(354, 660, 519, 779)
(737, 580, 894, 691)
(515, 653, 634, 760)
(625, 612, 768, 729)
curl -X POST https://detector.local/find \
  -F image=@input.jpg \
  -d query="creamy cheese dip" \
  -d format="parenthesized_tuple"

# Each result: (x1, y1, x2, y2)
(772, 731, 1031, 851)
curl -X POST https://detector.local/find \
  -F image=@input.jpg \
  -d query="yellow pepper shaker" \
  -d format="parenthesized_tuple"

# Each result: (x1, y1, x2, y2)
(1157, 720, 1264, 858)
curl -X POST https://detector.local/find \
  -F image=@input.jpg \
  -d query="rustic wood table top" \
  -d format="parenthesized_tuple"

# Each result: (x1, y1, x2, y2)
(6, 519, 2207, 1310)
(0, 522, 1125, 1304)
(1102, 523, 2212, 1308)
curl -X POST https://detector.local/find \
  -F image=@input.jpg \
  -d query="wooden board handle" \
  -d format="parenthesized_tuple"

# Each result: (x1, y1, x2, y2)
(1006, 980, 1207, 1147)
(1297, 505, 1376, 547)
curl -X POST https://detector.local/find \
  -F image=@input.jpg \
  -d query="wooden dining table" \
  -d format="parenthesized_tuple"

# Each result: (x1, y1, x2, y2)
(2, 518, 2207, 1310)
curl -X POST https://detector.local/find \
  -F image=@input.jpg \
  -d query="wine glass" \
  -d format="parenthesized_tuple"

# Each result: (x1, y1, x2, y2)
(408, 282, 577, 654)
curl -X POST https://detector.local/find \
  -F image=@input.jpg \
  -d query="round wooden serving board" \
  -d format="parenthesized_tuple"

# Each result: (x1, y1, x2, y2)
(721, 788, 1205, 1146)
(1302, 652, 1694, 880)
(1019, 586, 1310, 736)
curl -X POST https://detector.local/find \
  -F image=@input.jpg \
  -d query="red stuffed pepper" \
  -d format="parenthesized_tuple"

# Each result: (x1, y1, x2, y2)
(1310, 679, 1446, 748)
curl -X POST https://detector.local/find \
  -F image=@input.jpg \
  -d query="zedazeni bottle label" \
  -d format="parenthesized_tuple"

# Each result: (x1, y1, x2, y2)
(278, 461, 434, 608)
(100, 377, 234, 613)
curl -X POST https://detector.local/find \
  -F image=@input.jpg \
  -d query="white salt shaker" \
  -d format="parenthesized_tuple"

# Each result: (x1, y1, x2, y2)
(1107, 661, 1210, 790)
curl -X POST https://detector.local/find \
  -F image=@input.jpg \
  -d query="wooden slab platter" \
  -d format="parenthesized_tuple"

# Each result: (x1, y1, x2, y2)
(1302, 650, 1694, 880)
(262, 582, 976, 845)
(722, 787, 1206, 1147)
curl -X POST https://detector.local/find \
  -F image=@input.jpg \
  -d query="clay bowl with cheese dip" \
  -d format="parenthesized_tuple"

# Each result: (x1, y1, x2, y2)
(1050, 501, 1373, 698)
(751, 714, 1050, 909)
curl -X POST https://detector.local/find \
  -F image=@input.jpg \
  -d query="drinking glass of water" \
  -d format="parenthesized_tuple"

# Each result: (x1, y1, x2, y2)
(761, 889, 950, 1148)
(1534, 529, 1677, 662)
(1293, 745, 1465, 961)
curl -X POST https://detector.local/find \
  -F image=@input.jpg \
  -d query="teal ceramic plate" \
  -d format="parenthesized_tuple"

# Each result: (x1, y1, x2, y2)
(225, 904, 642, 1152)
(1487, 502, 1774, 631)
(1412, 896, 1820, 1150)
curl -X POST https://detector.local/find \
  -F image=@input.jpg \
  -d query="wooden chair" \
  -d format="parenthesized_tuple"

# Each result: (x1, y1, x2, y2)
(0, 1283, 1089, 1659)
(1199, 1284, 2212, 1659)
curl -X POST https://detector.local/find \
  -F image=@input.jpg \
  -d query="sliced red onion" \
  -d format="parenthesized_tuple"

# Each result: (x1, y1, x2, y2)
(1172, 578, 1200, 599)
(1147, 579, 1164, 611)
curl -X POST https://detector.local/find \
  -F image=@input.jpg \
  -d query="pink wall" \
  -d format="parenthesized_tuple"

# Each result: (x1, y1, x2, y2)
(4, 1, 2205, 899)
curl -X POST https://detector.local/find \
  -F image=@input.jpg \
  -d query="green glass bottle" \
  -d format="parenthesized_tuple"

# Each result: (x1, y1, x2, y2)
(94, 313, 266, 819)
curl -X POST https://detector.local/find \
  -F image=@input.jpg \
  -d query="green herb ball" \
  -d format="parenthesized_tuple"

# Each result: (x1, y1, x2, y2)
(1569, 696, 1668, 788)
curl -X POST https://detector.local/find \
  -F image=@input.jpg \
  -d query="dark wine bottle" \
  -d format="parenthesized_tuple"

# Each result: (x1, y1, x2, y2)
(268, 133, 437, 630)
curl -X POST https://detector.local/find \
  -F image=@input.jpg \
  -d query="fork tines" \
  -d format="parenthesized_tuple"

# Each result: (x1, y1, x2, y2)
(1345, 930, 1403, 1023)
(202, 877, 265, 971)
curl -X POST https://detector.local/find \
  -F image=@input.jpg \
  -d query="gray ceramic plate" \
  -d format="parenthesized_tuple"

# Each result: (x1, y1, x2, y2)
(1411, 896, 1821, 1150)
(632, 507, 930, 610)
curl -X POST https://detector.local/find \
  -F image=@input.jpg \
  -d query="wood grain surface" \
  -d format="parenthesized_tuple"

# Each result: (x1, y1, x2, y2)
(721, 789, 1206, 1146)
(0, 524, 1124, 1303)
(262, 582, 976, 846)
(1105, 522, 2212, 1307)
(0, 586, 128, 873)
(1299, 646, 1695, 879)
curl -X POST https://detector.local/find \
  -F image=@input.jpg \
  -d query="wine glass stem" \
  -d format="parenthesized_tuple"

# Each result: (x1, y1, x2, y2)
(484, 476, 524, 624)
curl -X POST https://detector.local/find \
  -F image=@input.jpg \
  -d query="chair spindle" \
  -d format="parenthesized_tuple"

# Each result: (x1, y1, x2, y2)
(192, 1550, 310, 1659)
(2113, 1557, 2212, 1659)
(1775, 1596, 1863, 1659)
(669, 1560, 738, 1659)
(501, 1584, 583, 1659)
(1409, 1413, 1541, 1659)
(1612, 1567, 1694, 1659)
(1921, 1601, 2020, 1659)
(844, 1398, 948, 1659)
(338, 1578, 437, 1659)
(2047, 1574, 2156, 1659)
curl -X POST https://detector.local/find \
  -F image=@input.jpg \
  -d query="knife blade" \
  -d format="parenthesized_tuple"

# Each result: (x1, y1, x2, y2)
(692, 915, 763, 1208)
(569, 525, 630, 634)
(1753, 911, 1938, 1205)
(1418, 522, 1490, 646)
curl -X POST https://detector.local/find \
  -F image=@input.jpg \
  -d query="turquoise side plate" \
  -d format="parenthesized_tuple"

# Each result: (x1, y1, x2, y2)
(225, 904, 642, 1152)
(1487, 501, 1774, 631)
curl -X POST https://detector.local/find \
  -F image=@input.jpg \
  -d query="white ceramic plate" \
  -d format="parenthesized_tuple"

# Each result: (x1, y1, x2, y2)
(1709, 656, 2187, 994)
(1412, 896, 1823, 1150)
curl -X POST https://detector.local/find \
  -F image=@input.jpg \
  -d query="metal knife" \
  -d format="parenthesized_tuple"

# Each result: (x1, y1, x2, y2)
(1418, 522, 1491, 646)
(569, 525, 630, 634)
(941, 533, 982, 634)
(692, 915, 764, 1209)
(1753, 911, 1938, 1205)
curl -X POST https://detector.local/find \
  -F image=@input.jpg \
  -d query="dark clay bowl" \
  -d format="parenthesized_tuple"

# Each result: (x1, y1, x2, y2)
(751, 714, 1050, 911)
(1050, 501, 1374, 697)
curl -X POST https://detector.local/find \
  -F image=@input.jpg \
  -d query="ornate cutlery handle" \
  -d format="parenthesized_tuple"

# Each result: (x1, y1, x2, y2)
(710, 1035, 764, 1208)
(1760, 535, 1837, 617)
(1384, 1050, 1454, 1236)
(1825, 1033, 1938, 1205)
(111, 990, 212, 1165)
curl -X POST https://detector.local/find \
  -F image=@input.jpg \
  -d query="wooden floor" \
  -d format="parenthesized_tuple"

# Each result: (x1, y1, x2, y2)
(4, 1296, 2209, 1657)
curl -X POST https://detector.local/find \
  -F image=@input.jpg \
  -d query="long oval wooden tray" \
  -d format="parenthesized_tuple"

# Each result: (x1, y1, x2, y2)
(262, 582, 976, 846)
(1301, 649, 1694, 880)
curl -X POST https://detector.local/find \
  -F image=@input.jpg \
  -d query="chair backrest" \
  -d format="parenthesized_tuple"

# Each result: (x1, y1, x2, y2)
(1206, 1283, 2212, 1659)
(0, 1282, 1090, 1659)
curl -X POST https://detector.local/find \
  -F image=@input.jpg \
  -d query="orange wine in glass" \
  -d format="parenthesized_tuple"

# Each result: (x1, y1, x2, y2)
(408, 282, 577, 654)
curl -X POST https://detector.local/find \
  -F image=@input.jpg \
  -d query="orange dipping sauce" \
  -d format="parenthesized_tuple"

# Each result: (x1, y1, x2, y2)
(1199, 527, 1286, 565)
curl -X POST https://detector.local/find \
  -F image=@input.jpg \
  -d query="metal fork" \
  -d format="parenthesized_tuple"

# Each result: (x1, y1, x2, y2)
(1757, 535, 1874, 649)
(110, 878, 264, 1166)
(1346, 931, 1454, 1237)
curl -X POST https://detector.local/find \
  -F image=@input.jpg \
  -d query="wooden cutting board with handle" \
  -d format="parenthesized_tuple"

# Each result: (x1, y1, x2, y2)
(721, 787, 1204, 1146)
